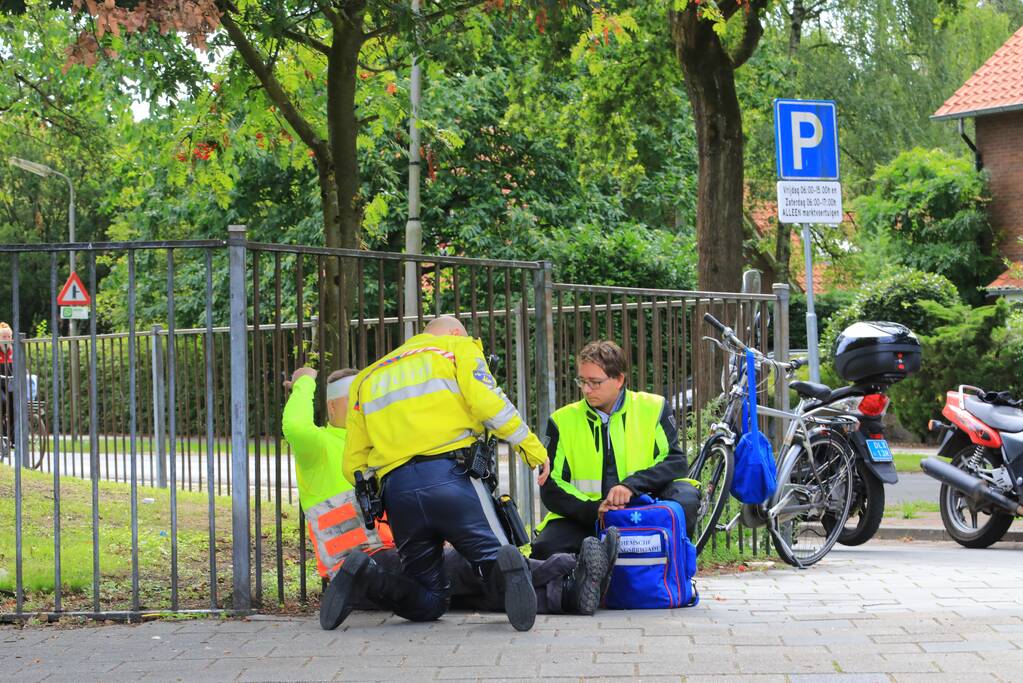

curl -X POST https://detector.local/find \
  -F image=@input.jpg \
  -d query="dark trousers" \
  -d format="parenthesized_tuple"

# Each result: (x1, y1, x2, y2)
(378, 457, 512, 621)
(0, 376, 14, 446)
(531, 479, 700, 560)
(360, 547, 574, 614)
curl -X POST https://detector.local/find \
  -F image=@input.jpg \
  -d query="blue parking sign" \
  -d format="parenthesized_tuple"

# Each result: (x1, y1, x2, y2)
(774, 99, 839, 180)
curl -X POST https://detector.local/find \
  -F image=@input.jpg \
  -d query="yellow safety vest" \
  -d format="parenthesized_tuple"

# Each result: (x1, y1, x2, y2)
(538, 390, 667, 531)
(281, 374, 394, 579)
(344, 333, 546, 483)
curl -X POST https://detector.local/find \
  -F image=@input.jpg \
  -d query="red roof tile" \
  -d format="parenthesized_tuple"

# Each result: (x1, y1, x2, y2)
(987, 263, 1023, 291)
(933, 25, 1023, 120)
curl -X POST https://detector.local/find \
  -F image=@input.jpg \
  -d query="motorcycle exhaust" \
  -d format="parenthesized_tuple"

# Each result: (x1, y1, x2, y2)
(921, 457, 1023, 516)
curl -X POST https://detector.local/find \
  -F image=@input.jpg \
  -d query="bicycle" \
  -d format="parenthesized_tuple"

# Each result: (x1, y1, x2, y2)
(689, 313, 857, 567)
(0, 378, 48, 471)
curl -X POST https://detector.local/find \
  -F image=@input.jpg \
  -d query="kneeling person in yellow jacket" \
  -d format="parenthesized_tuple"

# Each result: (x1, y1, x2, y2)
(333, 316, 553, 632)
(282, 364, 618, 624)
(532, 340, 700, 560)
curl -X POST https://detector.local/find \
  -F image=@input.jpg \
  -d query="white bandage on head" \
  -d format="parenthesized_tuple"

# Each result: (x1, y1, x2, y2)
(326, 375, 355, 401)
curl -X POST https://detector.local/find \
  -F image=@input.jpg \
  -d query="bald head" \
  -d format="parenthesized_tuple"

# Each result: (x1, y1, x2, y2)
(424, 315, 467, 337)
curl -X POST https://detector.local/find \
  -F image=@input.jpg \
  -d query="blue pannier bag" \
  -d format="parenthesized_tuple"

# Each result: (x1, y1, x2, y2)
(730, 349, 777, 504)
(598, 494, 698, 609)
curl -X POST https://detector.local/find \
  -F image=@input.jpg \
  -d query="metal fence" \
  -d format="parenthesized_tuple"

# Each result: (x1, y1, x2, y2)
(0, 226, 790, 621)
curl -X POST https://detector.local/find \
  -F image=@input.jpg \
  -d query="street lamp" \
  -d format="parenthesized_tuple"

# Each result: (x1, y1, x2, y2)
(8, 156, 76, 255)
(8, 156, 81, 430)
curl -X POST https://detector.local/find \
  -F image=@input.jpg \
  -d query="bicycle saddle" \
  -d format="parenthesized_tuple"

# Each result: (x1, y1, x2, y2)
(790, 380, 832, 401)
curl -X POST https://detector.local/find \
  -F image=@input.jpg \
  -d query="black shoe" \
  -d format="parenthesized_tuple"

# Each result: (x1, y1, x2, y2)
(598, 526, 620, 598)
(564, 536, 608, 616)
(496, 545, 536, 631)
(320, 550, 371, 630)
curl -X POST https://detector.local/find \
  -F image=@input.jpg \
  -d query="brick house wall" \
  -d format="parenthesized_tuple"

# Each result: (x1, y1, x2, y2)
(976, 110, 1023, 263)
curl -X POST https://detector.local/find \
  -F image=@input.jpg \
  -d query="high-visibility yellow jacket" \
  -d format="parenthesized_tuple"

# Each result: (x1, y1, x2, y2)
(538, 389, 687, 531)
(281, 374, 394, 579)
(344, 333, 547, 483)
(281, 374, 351, 511)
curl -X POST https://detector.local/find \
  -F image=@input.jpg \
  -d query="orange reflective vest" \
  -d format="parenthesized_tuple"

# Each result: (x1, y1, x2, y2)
(304, 490, 395, 579)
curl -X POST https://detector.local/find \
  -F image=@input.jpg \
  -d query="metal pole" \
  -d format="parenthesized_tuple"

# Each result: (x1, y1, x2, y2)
(403, 0, 423, 340)
(58, 172, 81, 452)
(772, 283, 791, 445)
(228, 224, 251, 611)
(532, 262, 555, 524)
(800, 223, 821, 382)
(151, 325, 167, 488)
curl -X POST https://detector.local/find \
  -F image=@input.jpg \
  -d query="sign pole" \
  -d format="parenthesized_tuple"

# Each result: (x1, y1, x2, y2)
(800, 223, 821, 382)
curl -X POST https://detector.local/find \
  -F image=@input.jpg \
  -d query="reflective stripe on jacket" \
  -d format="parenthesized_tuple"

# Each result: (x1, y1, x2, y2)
(304, 490, 395, 579)
(536, 390, 671, 532)
(344, 332, 546, 483)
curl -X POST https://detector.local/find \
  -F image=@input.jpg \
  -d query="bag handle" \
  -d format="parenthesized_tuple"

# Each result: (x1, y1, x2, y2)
(743, 350, 760, 438)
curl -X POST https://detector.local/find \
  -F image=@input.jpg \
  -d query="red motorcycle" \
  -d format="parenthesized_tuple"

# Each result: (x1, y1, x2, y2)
(923, 385, 1023, 548)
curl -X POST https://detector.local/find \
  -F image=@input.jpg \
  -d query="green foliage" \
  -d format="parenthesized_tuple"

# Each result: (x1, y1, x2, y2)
(891, 299, 1023, 438)
(853, 148, 998, 303)
(537, 222, 696, 289)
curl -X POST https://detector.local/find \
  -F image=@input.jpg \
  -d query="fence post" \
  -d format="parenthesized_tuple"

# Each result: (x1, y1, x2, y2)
(772, 283, 791, 445)
(228, 224, 252, 611)
(531, 262, 556, 524)
(151, 325, 167, 488)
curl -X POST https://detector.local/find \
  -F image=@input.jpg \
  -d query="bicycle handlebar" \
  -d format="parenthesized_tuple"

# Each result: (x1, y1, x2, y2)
(702, 312, 727, 334)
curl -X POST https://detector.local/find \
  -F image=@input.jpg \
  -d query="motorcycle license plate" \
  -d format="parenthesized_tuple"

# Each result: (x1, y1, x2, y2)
(866, 439, 893, 463)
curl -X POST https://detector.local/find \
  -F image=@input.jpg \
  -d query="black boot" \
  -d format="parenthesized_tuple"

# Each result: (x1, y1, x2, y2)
(496, 545, 536, 631)
(599, 526, 620, 597)
(320, 550, 371, 630)
(562, 536, 610, 616)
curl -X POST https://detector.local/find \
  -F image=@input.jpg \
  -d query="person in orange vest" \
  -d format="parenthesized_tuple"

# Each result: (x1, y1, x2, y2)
(0, 322, 14, 449)
(282, 363, 618, 625)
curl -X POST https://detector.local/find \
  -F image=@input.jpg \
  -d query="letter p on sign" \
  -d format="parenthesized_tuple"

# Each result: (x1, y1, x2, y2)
(774, 99, 839, 180)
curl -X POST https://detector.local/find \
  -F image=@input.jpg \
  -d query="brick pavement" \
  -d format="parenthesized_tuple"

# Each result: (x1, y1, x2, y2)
(3, 541, 1023, 682)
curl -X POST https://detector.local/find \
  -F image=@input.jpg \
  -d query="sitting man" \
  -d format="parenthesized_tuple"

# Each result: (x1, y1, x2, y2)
(531, 340, 699, 560)
(281, 363, 617, 625)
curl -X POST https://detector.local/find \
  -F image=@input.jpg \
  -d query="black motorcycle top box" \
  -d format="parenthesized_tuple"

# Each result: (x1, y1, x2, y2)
(832, 321, 921, 384)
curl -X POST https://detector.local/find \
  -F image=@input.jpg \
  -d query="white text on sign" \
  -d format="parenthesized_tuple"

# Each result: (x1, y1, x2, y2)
(776, 181, 843, 224)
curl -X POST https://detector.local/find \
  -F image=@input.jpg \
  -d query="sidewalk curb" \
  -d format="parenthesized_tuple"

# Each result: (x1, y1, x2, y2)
(874, 526, 1023, 543)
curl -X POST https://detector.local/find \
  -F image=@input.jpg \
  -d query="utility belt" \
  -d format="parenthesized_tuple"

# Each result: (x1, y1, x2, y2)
(354, 440, 529, 548)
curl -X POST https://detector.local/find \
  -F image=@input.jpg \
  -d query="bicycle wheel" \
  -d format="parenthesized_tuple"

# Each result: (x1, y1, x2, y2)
(689, 434, 735, 553)
(27, 412, 48, 470)
(770, 430, 855, 567)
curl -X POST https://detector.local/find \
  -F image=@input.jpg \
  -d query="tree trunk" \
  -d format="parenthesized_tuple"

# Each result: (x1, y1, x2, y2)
(324, 11, 365, 368)
(774, 219, 792, 285)
(788, 0, 806, 57)
(670, 14, 745, 294)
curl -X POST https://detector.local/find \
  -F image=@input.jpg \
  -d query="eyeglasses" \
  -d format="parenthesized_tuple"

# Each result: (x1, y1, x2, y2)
(574, 376, 610, 390)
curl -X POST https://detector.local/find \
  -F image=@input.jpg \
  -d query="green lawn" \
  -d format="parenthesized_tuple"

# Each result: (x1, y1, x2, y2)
(893, 451, 930, 473)
(0, 464, 315, 614)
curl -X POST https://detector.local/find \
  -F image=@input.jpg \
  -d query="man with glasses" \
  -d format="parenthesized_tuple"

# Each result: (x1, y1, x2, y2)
(531, 340, 699, 559)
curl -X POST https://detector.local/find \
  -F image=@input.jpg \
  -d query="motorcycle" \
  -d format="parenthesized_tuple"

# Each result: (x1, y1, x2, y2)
(819, 321, 920, 546)
(923, 385, 1023, 548)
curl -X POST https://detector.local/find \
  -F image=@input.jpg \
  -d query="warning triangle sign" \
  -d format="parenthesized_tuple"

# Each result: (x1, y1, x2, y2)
(57, 272, 91, 306)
